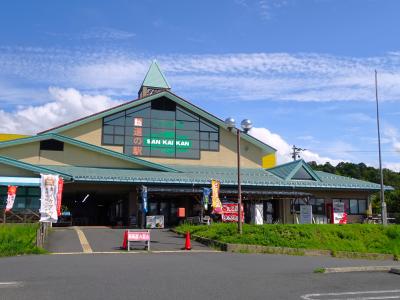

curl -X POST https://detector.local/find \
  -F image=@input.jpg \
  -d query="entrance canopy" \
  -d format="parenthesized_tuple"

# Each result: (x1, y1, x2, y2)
(0, 176, 40, 186)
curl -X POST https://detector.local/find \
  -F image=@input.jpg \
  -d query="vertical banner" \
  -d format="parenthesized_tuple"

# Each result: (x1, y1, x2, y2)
(5, 185, 17, 212)
(333, 200, 347, 224)
(40, 174, 59, 223)
(211, 179, 222, 214)
(202, 188, 211, 210)
(141, 186, 148, 214)
(56, 177, 64, 217)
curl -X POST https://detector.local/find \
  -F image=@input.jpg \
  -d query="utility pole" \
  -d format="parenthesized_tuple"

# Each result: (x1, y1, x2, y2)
(375, 70, 387, 225)
(291, 145, 306, 161)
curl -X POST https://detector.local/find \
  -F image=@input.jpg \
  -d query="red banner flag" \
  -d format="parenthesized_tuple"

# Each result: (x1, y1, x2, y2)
(5, 185, 17, 212)
(57, 177, 64, 217)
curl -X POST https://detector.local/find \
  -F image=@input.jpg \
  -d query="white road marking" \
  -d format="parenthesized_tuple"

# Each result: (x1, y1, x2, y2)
(301, 290, 400, 300)
(0, 281, 23, 288)
(73, 226, 93, 253)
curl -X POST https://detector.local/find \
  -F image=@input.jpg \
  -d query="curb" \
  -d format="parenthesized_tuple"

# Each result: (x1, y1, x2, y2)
(172, 229, 398, 261)
(390, 268, 400, 275)
(323, 266, 393, 273)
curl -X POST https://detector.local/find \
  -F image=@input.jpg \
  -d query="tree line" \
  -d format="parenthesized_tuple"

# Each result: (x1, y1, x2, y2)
(308, 161, 400, 213)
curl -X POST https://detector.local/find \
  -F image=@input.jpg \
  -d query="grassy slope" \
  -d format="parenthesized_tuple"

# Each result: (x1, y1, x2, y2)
(176, 223, 400, 255)
(0, 224, 46, 257)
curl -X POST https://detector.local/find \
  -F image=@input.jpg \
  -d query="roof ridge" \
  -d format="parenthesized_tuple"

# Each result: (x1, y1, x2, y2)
(0, 133, 178, 173)
(0, 155, 72, 179)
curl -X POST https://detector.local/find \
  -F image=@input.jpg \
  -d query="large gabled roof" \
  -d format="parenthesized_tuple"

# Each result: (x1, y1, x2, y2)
(0, 155, 72, 180)
(38, 91, 276, 154)
(42, 164, 389, 191)
(0, 133, 178, 173)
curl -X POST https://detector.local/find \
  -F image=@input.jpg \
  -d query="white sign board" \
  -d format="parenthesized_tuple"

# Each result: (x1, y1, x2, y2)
(146, 215, 164, 229)
(300, 205, 313, 224)
(251, 203, 264, 225)
(333, 200, 347, 224)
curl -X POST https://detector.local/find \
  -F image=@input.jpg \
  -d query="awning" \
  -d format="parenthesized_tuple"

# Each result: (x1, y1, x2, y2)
(0, 176, 40, 186)
(146, 186, 312, 197)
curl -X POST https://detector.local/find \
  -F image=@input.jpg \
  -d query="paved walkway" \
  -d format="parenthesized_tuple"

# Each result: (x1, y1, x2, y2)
(46, 227, 210, 253)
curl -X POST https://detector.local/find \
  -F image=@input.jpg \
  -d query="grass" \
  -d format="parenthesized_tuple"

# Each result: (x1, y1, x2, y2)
(176, 223, 400, 256)
(0, 224, 47, 257)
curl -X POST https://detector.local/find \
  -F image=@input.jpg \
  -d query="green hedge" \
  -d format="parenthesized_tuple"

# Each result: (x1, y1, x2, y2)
(0, 224, 46, 257)
(176, 223, 400, 255)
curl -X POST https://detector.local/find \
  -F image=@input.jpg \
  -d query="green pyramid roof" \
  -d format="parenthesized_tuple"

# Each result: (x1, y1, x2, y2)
(266, 159, 321, 181)
(141, 60, 171, 89)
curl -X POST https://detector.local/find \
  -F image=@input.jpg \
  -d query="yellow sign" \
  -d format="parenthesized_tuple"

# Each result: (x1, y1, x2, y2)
(211, 179, 222, 213)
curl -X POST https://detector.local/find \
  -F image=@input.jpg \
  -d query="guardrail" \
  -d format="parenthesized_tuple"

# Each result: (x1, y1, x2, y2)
(1, 209, 40, 224)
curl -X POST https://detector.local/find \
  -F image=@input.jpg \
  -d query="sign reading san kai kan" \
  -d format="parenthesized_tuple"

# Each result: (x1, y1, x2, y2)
(144, 138, 192, 148)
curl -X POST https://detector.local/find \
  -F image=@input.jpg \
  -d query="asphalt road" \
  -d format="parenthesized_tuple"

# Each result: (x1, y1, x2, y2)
(46, 227, 209, 253)
(0, 252, 399, 300)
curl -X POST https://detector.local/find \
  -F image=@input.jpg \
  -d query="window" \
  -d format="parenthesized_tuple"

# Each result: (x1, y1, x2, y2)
(335, 199, 368, 215)
(102, 97, 220, 159)
(40, 139, 64, 151)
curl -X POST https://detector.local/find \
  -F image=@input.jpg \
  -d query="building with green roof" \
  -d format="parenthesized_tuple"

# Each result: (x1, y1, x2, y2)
(0, 62, 391, 227)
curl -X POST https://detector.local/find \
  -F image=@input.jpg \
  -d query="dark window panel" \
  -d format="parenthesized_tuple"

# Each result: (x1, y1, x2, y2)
(176, 130, 199, 140)
(151, 119, 175, 129)
(176, 149, 200, 159)
(210, 132, 219, 141)
(200, 141, 209, 150)
(151, 109, 175, 120)
(114, 135, 124, 145)
(150, 128, 176, 139)
(209, 141, 219, 151)
(103, 125, 114, 134)
(104, 111, 125, 125)
(114, 126, 125, 135)
(103, 135, 114, 144)
(151, 97, 176, 111)
(40, 139, 64, 151)
(200, 132, 209, 140)
(151, 147, 175, 158)
(176, 107, 199, 121)
(200, 120, 218, 132)
(176, 120, 199, 131)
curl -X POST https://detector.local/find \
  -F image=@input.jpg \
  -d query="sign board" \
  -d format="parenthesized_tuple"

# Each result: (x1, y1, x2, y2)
(128, 231, 150, 241)
(127, 230, 150, 251)
(146, 215, 164, 229)
(333, 200, 347, 224)
(251, 203, 263, 225)
(221, 203, 244, 223)
(300, 205, 313, 224)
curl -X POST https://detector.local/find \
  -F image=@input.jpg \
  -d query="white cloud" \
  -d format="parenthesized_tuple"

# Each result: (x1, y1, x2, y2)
(2, 47, 400, 103)
(249, 127, 342, 165)
(0, 87, 121, 134)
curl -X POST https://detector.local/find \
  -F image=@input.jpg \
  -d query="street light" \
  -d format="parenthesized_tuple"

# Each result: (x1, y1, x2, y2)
(225, 117, 253, 234)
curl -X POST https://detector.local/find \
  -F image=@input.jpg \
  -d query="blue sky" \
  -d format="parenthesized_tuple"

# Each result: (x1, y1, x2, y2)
(0, 0, 399, 170)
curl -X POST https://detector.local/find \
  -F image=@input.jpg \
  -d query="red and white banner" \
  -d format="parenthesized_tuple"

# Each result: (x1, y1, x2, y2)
(5, 185, 17, 212)
(221, 203, 244, 223)
(40, 174, 60, 223)
(56, 177, 64, 217)
(128, 231, 150, 241)
(333, 200, 347, 224)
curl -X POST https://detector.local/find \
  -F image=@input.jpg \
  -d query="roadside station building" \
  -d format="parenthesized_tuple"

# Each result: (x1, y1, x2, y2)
(0, 62, 385, 226)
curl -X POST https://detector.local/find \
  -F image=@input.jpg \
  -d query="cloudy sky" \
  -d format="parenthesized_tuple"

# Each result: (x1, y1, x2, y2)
(0, 0, 399, 170)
